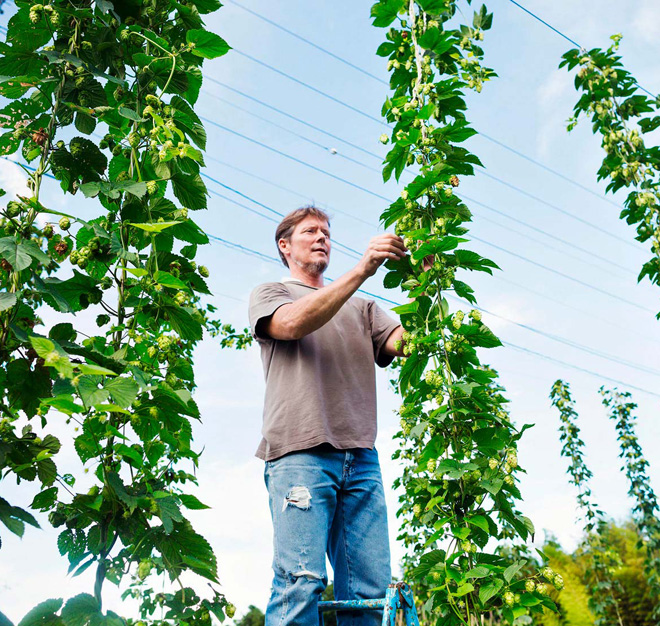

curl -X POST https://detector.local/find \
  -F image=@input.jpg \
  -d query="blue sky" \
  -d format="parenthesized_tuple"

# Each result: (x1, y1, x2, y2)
(1, 0, 659, 621)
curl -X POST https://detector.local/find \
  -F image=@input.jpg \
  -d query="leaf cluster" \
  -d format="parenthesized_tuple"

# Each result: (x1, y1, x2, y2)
(0, 0, 246, 623)
(372, 1, 553, 623)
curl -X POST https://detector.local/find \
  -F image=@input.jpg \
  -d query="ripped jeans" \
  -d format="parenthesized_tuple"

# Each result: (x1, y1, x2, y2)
(264, 445, 391, 626)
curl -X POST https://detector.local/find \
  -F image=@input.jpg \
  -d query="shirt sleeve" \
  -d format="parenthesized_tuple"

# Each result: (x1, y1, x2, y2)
(367, 300, 401, 368)
(248, 282, 294, 342)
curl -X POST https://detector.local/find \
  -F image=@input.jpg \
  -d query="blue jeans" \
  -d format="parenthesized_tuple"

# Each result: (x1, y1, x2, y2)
(264, 445, 391, 626)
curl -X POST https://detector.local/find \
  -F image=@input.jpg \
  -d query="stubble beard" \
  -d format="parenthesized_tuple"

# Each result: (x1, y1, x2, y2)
(290, 251, 328, 276)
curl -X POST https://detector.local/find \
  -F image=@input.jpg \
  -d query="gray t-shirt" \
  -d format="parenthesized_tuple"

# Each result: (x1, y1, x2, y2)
(248, 279, 401, 461)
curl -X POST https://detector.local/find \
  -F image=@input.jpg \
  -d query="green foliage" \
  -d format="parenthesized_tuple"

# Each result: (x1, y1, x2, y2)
(560, 36, 660, 314)
(600, 388, 660, 620)
(235, 605, 265, 626)
(0, 0, 248, 623)
(543, 521, 657, 626)
(549, 380, 624, 626)
(373, 1, 555, 623)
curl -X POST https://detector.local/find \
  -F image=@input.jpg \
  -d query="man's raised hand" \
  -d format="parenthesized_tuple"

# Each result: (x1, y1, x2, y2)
(357, 233, 407, 278)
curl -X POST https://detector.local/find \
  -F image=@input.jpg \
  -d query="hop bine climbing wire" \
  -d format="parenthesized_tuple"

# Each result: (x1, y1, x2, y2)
(370, 0, 561, 623)
(560, 35, 660, 316)
(0, 0, 249, 623)
(550, 381, 625, 626)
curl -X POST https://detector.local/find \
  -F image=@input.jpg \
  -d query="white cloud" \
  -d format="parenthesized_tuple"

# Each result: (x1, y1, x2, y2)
(536, 70, 573, 159)
(631, 0, 660, 44)
(525, 491, 583, 553)
(0, 158, 30, 199)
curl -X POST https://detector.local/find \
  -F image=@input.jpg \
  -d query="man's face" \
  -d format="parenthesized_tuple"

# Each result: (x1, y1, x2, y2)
(280, 216, 331, 275)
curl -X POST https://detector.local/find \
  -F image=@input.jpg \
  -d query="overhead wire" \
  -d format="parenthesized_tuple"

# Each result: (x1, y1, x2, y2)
(206, 156, 660, 346)
(3, 152, 659, 386)
(200, 116, 392, 202)
(474, 132, 620, 209)
(201, 173, 660, 372)
(204, 155, 377, 227)
(204, 119, 652, 312)
(204, 88, 636, 278)
(204, 77, 383, 162)
(207, 231, 660, 394)
(224, 0, 387, 85)
(207, 92, 382, 174)
(505, 0, 656, 99)
(470, 234, 655, 314)
(226, 49, 643, 251)
(219, 3, 645, 233)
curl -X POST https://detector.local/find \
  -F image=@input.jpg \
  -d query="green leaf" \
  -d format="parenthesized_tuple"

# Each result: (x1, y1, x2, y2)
(31, 487, 58, 510)
(466, 515, 489, 533)
(40, 272, 103, 313)
(104, 377, 139, 408)
(478, 578, 503, 605)
(412, 549, 446, 579)
(481, 477, 503, 495)
(49, 323, 76, 342)
(189, 0, 221, 13)
(519, 594, 541, 607)
(155, 519, 218, 581)
(17, 599, 63, 626)
(115, 443, 143, 467)
(118, 106, 143, 121)
(171, 172, 208, 210)
(154, 270, 189, 290)
(504, 560, 526, 583)
(370, 0, 406, 27)
(413, 236, 464, 260)
(169, 219, 209, 244)
(163, 305, 203, 341)
(0, 292, 17, 311)
(77, 376, 110, 407)
(75, 111, 96, 135)
(179, 494, 211, 510)
(41, 395, 83, 414)
(157, 496, 184, 534)
(7, 358, 52, 417)
(61, 593, 101, 626)
(106, 472, 138, 511)
(454, 582, 474, 597)
(130, 220, 181, 233)
(0, 610, 14, 626)
(454, 249, 500, 274)
(466, 566, 490, 579)
(0, 237, 33, 271)
(77, 363, 116, 376)
(391, 301, 418, 315)
(186, 29, 231, 59)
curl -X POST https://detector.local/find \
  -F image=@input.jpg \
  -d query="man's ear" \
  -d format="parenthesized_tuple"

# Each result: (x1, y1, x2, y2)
(278, 238, 289, 258)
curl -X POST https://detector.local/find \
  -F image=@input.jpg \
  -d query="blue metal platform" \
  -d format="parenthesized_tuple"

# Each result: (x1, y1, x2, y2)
(318, 582, 420, 625)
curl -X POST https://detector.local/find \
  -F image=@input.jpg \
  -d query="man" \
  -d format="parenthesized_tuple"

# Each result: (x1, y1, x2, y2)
(248, 206, 407, 625)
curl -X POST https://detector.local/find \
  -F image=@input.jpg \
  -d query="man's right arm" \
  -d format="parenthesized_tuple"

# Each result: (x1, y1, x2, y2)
(261, 233, 406, 341)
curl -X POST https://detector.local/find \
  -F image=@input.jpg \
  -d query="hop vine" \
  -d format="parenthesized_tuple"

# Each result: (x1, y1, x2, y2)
(0, 0, 249, 623)
(372, 0, 558, 622)
(550, 380, 624, 626)
(600, 387, 660, 619)
(560, 35, 660, 313)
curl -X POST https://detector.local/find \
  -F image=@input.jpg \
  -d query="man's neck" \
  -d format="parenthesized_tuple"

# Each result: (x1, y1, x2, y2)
(288, 265, 324, 289)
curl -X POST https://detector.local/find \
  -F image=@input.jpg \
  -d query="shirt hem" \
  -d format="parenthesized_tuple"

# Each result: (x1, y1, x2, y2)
(256, 435, 376, 461)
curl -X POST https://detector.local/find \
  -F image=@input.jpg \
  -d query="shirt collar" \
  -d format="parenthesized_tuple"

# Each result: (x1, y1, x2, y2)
(281, 276, 318, 289)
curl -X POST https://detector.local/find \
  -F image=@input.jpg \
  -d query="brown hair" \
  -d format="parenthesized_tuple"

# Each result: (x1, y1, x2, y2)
(275, 205, 331, 267)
